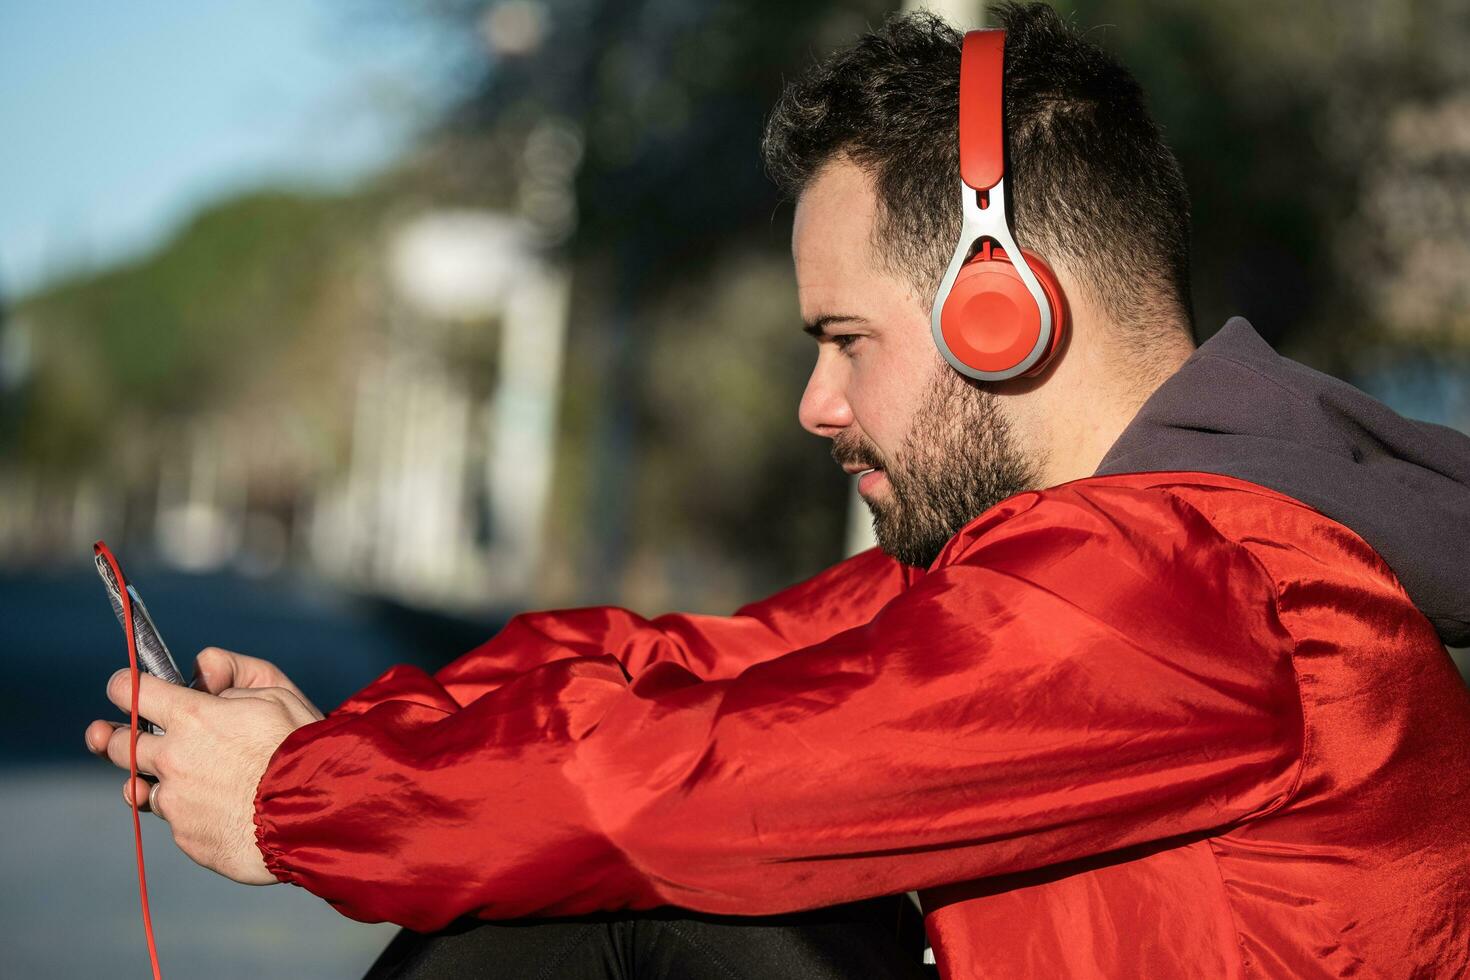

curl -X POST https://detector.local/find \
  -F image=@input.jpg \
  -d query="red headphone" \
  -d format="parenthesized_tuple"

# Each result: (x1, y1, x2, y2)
(932, 29, 1068, 381)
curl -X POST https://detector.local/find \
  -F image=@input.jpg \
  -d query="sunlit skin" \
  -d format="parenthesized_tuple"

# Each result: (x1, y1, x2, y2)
(794, 156, 1195, 502)
(83, 647, 324, 885)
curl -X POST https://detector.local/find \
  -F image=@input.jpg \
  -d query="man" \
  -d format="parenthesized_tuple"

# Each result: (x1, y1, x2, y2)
(86, 4, 1470, 977)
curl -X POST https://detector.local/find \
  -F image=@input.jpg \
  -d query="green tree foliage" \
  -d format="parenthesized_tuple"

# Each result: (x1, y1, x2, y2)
(1062, 0, 1470, 365)
(11, 188, 382, 473)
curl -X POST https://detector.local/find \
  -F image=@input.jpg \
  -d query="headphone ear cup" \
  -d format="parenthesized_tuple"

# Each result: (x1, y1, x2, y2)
(938, 247, 1068, 378)
(1014, 249, 1067, 377)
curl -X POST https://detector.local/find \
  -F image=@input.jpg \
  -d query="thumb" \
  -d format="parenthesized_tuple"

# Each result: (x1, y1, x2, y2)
(192, 647, 238, 694)
(220, 685, 296, 707)
(218, 686, 293, 707)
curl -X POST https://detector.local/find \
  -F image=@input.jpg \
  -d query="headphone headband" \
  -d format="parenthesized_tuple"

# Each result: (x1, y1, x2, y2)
(929, 27, 1068, 383)
(958, 30, 1005, 191)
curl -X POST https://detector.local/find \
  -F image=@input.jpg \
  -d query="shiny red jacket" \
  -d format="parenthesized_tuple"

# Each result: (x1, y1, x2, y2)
(253, 471, 1470, 977)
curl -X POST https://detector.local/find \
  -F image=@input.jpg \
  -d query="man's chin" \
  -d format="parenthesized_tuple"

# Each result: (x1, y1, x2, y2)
(865, 504, 943, 569)
(872, 530, 946, 569)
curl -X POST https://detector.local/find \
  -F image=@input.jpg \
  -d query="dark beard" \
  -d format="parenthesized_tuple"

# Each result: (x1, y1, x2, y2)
(832, 367, 1042, 568)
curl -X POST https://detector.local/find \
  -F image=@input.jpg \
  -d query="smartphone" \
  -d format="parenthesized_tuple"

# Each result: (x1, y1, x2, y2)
(94, 541, 189, 736)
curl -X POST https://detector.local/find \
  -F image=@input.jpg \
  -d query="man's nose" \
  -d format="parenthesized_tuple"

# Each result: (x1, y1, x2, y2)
(798, 356, 854, 437)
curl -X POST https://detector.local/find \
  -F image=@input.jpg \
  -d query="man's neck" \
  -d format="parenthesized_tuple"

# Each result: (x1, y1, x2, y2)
(1034, 335, 1196, 488)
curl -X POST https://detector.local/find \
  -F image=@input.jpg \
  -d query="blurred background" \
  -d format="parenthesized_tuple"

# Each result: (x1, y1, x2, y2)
(2, 0, 1467, 976)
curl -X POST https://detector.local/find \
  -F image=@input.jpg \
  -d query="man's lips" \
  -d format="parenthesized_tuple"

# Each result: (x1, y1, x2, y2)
(840, 462, 887, 494)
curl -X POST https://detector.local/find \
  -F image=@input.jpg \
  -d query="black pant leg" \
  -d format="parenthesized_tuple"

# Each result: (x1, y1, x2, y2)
(360, 896, 931, 980)
(361, 913, 629, 980)
(628, 896, 931, 980)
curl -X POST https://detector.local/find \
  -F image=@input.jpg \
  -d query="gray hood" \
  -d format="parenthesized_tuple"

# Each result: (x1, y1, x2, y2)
(1096, 316, 1470, 648)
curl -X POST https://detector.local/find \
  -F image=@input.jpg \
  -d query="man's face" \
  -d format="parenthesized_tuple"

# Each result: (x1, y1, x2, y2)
(793, 158, 1043, 567)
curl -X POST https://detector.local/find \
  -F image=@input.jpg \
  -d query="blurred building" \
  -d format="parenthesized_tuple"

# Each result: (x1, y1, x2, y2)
(307, 210, 570, 609)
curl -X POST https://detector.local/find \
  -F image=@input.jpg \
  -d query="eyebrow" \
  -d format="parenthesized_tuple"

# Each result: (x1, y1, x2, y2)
(802, 314, 868, 338)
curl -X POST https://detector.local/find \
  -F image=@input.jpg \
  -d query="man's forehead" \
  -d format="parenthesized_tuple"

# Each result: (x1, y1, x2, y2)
(792, 159, 879, 264)
(792, 159, 892, 317)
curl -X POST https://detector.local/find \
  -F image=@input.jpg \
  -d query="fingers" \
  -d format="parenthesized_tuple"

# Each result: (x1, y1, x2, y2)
(85, 719, 125, 757)
(122, 774, 161, 816)
(106, 667, 211, 730)
(102, 722, 163, 777)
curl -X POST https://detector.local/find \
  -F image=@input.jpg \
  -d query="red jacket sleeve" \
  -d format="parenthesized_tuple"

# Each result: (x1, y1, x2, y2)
(326, 546, 915, 719)
(253, 482, 1304, 931)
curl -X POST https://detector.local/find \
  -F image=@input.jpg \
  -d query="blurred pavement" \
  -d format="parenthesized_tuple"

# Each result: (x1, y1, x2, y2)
(2, 763, 399, 979)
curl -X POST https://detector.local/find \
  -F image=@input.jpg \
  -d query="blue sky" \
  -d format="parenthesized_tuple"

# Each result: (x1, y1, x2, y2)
(0, 0, 460, 297)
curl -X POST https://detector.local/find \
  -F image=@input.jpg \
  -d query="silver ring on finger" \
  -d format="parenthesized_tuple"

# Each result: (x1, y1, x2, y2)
(148, 780, 165, 820)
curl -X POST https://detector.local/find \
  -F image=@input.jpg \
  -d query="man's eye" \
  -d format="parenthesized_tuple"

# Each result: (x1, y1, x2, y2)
(831, 334, 860, 353)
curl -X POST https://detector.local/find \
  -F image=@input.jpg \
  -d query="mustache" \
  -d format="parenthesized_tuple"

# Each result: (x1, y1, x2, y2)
(831, 432, 888, 471)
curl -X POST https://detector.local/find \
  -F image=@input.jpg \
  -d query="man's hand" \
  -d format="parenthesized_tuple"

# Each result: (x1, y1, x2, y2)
(190, 646, 324, 719)
(83, 668, 323, 885)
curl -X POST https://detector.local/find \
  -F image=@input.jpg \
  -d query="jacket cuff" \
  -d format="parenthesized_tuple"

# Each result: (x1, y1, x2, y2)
(253, 717, 332, 887)
(252, 667, 461, 896)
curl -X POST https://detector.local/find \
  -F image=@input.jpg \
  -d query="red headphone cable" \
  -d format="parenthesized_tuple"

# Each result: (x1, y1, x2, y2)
(97, 543, 166, 980)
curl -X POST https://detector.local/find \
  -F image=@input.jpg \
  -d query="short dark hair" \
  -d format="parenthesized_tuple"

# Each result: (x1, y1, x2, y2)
(761, 2, 1195, 346)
